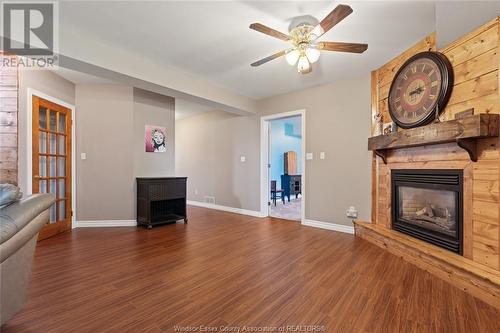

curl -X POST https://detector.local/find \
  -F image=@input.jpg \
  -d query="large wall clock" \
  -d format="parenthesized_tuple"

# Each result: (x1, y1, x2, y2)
(388, 51, 453, 129)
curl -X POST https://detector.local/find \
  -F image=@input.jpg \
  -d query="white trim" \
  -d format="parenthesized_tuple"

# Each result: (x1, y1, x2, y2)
(302, 219, 355, 234)
(187, 200, 266, 218)
(26, 88, 77, 228)
(187, 200, 353, 234)
(75, 220, 137, 228)
(260, 109, 306, 222)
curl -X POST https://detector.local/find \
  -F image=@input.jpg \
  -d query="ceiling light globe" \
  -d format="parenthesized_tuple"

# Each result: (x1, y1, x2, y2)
(297, 56, 310, 73)
(305, 47, 320, 63)
(285, 50, 300, 65)
(310, 25, 324, 39)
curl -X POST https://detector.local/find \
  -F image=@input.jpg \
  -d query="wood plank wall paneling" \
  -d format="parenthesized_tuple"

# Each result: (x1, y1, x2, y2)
(370, 17, 500, 271)
(0, 52, 18, 185)
(370, 71, 379, 224)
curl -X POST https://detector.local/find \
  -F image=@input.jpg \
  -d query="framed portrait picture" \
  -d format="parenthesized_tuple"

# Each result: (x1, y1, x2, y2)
(145, 125, 166, 152)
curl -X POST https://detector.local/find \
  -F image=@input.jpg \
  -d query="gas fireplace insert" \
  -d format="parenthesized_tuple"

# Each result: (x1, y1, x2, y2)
(391, 169, 463, 254)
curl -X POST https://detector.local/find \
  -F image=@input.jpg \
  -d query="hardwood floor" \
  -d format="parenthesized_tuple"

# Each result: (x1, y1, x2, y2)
(3, 206, 500, 332)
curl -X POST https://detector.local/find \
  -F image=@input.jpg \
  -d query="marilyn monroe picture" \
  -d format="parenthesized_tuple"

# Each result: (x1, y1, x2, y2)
(145, 125, 166, 152)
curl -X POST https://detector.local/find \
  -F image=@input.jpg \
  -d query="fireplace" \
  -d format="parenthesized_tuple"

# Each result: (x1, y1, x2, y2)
(391, 169, 463, 254)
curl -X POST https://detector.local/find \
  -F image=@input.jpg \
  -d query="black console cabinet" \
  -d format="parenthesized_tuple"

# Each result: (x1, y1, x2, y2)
(281, 174, 301, 202)
(136, 177, 187, 229)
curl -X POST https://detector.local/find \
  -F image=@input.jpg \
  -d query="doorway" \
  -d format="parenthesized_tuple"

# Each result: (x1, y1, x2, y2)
(261, 110, 305, 222)
(31, 95, 73, 240)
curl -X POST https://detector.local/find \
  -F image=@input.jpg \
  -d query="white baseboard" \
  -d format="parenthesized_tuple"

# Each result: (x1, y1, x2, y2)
(187, 201, 353, 234)
(187, 200, 265, 218)
(73, 215, 353, 235)
(302, 219, 354, 234)
(75, 220, 137, 228)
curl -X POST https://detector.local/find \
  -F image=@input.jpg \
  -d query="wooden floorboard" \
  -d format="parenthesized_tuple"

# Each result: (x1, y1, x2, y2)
(2, 206, 500, 332)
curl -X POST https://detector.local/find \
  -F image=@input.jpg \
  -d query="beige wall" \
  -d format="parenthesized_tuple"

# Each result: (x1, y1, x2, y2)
(76, 86, 176, 221)
(259, 75, 372, 225)
(76, 85, 135, 221)
(176, 111, 260, 211)
(19, 69, 369, 225)
(18, 69, 76, 195)
(17, 70, 176, 222)
(133, 88, 175, 177)
(176, 75, 371, 226)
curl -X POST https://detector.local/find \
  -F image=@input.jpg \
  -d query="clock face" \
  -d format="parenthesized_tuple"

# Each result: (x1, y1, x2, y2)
(388, 52, 453, 129)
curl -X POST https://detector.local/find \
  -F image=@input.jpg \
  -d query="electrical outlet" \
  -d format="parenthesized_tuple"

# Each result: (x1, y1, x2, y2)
(320, 152, 326, 160)
(80, 153, 87, 160)
(346, 206, 358, 219)
(306, 153, 313, 160)
(240, 155, 246, 162)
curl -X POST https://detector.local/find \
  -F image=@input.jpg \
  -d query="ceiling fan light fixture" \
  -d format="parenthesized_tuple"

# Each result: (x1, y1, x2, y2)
(310, 25, 323, 39)
(249, 4, 366, 75)
(305, 47, 320, 63)
(285, 49, 300, 65)
(297, 55, 310, 73)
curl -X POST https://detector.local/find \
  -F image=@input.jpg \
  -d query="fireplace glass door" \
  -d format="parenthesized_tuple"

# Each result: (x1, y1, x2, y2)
(392, 169, 463, 254)
(398, 187, 457, 238)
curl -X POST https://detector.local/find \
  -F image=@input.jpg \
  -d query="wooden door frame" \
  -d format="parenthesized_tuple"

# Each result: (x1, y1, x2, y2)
(260, 109, 306, 222)
(27, 88, 76, 228)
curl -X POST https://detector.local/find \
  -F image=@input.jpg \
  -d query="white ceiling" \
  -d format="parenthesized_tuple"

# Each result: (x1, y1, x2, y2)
(59, 1, 437, 99)
(56, 67, 117, 85)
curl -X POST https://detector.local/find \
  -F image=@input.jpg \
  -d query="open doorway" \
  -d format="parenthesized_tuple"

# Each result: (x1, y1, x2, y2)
(261, 110, 305, 222)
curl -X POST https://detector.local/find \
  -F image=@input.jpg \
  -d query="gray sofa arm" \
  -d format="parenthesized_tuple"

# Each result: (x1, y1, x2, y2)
(0, 194, 55, 263)
(0, 193, 54, 326)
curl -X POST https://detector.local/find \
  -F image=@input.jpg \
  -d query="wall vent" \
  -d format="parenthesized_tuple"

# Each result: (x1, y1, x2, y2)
(204, 196, 216, 204)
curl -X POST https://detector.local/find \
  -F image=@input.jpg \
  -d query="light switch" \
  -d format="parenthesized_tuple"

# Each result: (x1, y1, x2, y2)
(240, 155, 246, 162)
(320, 152, 326, 160)
(81, 153, 87, 160)
(306, 153, 313, 160)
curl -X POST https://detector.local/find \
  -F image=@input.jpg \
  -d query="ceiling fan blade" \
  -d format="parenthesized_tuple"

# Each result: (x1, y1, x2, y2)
(249, 23, 291, 41)
(251, 50, 288, 67)
(317, 42, 368, 53)
(312, 4, 353, 39)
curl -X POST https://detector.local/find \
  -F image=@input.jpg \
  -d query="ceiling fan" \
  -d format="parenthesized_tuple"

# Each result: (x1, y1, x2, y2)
(249, 4, 367, 74)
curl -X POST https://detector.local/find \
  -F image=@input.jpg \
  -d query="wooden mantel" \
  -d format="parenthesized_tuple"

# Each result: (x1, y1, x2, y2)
(368, 114, 499, 164)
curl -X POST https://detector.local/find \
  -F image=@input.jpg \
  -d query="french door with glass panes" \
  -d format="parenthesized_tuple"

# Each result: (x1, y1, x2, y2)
(32, 96, 72, 240)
